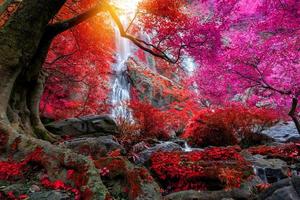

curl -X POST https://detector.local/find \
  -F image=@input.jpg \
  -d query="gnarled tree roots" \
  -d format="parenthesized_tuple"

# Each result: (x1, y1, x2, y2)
(0, 122, 110, 200)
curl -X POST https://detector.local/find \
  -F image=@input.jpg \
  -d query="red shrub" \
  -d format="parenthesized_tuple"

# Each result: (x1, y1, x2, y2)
(0, 147, 43, 181)
(150, 146, 253, 193)
(94, 157, 155, 199)
(128, 100, 171, 140)
(0, 191, 29, 200)
(182, 105, 279, 147)
(116, 116, 143, 150)
(164, 99, 199, 135)
(127, 98, 199, 141)
(117, 97, 198, 149)
(248, 143, 300, 163)
(40, 176, 80, 200)
(0, 147, 84, 199)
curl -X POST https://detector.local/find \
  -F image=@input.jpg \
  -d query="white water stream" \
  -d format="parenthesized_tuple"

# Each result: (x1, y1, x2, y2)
(110, 13, 156, 119)
(111, 17, 134, 119)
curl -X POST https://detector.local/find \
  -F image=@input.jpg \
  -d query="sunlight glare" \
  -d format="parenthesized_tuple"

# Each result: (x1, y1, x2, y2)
(112, 0, 141, 13)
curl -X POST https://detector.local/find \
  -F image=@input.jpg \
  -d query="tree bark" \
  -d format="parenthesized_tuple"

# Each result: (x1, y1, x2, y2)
(15, 29, 58, 141)
(289, 97, 300, 135)
(0, 0, 66, 121)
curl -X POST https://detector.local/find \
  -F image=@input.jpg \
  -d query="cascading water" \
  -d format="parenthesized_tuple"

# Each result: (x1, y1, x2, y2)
(183, 141, 193, 152)
(111, 16, 133, 119)
(110, 8, 156, 119)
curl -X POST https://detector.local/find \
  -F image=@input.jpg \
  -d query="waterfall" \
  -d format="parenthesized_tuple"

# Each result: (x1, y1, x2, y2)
(183, 141, 193, 152)
(110, 8, 157, 120)
(111, 16, 133, 119)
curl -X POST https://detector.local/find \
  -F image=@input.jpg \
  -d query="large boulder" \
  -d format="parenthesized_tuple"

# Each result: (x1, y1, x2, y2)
(127, 59, 188, 107)
(94, 156, 162, 200)
(59, 135, 126, 159)
(46, 115, 118, 137)
(164, 189, 252, 200)
(262, 121, 300, 142)
(242, 149, 289, 184)
(251, 155, 289, 183)
(243, 143, 300, 183)
(134, 141, 182, 164)
(259, 176, 300, 200)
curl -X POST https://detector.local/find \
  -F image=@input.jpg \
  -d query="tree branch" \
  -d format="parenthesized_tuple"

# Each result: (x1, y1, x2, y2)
(47, 2, 106, 36)
(104, 2, 179, 63)
(288, 97, 300, 134)
(46, 0, 182, 63)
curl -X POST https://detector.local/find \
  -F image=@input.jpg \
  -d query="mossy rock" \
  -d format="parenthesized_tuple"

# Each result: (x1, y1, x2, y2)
(94, 156, 162, 200)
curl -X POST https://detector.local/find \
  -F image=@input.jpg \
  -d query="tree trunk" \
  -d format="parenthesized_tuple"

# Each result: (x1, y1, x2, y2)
(289, 97, 300, 135)
(0, 0, 78, 141)
(9, 28, 59, 141)
(28, 70, 59, 141)
(0, 0, 65, 120)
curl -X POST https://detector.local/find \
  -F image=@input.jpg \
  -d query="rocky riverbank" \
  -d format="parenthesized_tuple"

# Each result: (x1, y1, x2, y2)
(1, 115, 299, 200)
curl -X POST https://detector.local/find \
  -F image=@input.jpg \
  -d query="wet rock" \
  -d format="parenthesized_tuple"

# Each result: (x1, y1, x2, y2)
(262, 121, 299, 142)
(241, 150, 290, 184)
(46, 115, 118, 137)
(94, 156, 162, 200)
(134, 142, 182, 164)
(259, 176, 300, 200)
(171, 138, 187, 148)
(250, 155, 289, 183)
(164, 189, 252, 200)
(60, 135, 125, 159)
(286, 136, 300, 143)
(29, 190, 71, 200)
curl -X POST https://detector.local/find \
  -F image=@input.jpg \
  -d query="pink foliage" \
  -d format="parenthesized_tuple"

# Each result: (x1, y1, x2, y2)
(193, 0, 300, 118)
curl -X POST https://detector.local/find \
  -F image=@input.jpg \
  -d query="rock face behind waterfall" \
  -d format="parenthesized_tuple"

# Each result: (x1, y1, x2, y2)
(46, 115, 118, 137)
(127, 59, 188, 107)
